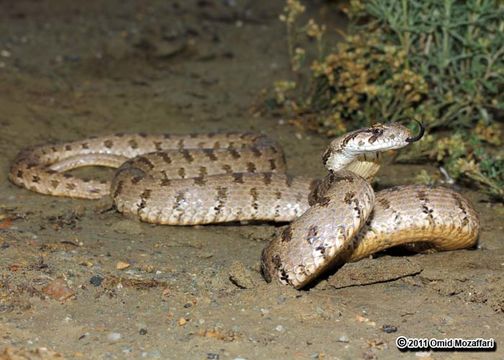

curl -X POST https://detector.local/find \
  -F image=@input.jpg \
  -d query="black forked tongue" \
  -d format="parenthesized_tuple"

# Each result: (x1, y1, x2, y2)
(405, 120, 425, 143)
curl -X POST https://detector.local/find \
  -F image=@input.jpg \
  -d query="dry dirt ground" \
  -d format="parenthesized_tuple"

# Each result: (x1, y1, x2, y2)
(0, 1, 502, 359)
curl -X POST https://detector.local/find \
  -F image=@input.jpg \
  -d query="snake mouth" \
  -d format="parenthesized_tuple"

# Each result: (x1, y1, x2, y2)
(405, 120, 425, 143)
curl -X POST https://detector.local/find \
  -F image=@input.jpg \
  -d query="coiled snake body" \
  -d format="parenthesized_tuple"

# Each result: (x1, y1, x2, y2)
(9, 124, 479, 288)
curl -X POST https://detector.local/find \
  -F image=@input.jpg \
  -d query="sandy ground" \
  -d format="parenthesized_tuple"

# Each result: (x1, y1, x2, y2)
(0, 1, 502, 359)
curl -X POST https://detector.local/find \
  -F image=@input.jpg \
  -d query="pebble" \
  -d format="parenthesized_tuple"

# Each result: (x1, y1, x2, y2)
(139, 328, 148, 335)
(276, 295, 287, 304)
(382, 324, 398, 333)
(337, 335, 349, 343)
(231, 325, 240, 333)
(228, 261, 256, 289)
(42, 278, 75, 301)
(275, 325, 285, 332)
(415, 351, 433, 358)
(142, 351, 161, 358)
(89, 275, 104, 287)
(356, 315, 376, 326)
(440, 315, 454, 325)
(1, 49, 11, 58)
(140, 264, 155, 273)
(116, 261, 131, 270)
(81, 260, 94, 267)
(107, 332, 122, 342)
(197, 251, 214, 259)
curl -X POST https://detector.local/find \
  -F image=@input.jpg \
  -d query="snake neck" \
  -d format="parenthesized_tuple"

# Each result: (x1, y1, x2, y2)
(323, 145, 381, 182)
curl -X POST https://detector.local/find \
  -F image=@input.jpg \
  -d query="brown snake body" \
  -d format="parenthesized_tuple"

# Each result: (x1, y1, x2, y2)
(9, 124, 480, 288)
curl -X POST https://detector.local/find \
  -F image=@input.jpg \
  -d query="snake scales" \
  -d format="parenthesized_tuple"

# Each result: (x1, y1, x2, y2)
(9, 123, 479, 288)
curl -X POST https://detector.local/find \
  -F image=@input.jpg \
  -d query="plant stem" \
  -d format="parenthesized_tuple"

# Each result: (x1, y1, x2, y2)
(401, 0, 410, 68)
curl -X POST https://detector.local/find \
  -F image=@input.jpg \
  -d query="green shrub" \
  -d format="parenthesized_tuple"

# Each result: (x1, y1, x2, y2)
(271, 0, 503, 200)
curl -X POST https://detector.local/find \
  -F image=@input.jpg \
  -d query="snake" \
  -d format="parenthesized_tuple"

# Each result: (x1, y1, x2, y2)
(8, 123, 480, 289)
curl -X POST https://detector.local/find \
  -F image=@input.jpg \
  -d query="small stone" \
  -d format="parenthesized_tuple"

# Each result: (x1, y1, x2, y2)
(89, 275, 104, 287)
(231, 325, 240, 332)
(161, 288, 171, 299)
(0, 347, 63, 358)
(1, 49, 11, 58)
(116, 261, 130, 270)
(139, 328, 148, 335)
(42, 278, 75, 301)
(107, 332, 122, 342)
(440, 315, 454, 325)
(337, 335, 349, 343)
(316, 306, 325, 315)
(356, 315, 376, 326)
(276, 295, 287, 304)
(140, 264, 155, 273)
(382, 324, 398, 333)
(228, 261, 256, 289)
(178, 318, 187, 326)
(415, 351, 433, 358)
(142, 350, 161, 358)
(275, 325, 285, 332)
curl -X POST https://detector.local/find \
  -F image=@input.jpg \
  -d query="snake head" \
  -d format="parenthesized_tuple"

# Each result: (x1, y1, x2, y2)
(323, 122, 425, 173)
(336, 122, 423, 151)
(367, 121, 424, 150)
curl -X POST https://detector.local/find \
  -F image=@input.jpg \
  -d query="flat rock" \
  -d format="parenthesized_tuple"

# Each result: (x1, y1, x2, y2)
(228, 261, 256, 289)
(328, 257, 423, 289)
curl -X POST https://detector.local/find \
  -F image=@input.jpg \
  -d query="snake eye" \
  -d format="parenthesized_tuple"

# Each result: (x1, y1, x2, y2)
(405, 120, 425, 143)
